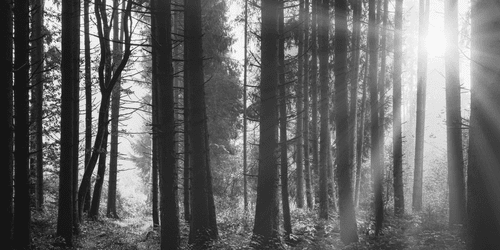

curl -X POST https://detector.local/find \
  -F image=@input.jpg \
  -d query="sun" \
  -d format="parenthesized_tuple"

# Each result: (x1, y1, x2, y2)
(425, 26, 447, 58)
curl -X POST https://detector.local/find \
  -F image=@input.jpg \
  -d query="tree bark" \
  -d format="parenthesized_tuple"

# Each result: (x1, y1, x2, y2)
(303, 0, 313, 210)
(57, 0, 79, 244)
(368, 0, 383, 235)
(13, 0, 31, 246)
(83, 0, 93, 214)
(89, 130, 109, 219)
(335, 0, 359, 244)
(251, 0, 281, 248)
(1, 0, 13, 246)
(279, 1, 292, 238)
(295, 0, 305, 209)
(467, 1, 500, 249)
(310, 0, 319, 182)
(151, 0, 179, 248)
(413, 0, 429, 213)
(393, 0, 405, 216)
(444, 0, 465, 226)
(318, 0, 330, 220)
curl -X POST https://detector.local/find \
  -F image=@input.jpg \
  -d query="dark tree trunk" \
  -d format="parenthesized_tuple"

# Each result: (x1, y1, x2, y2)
(57, 0, 79, 244)
(444, 0, 465, 226)
(186, 0, 218, 247)
(413, 0, 429, 213)
(335, 0, 359, 244)
(251, 0, 281, 248)
(30, 0, 45, 211)
(393, 0, 405, 216)
(151, 0, 179, 248)
(303, 0, 313, 210)
(279, 1, 292, 238)
(295, 0, 305, 209)
(368, 0, 383, 235)
(1, 0, 13, 246)
(318, 0, 330, 220)
(83, 0, 93, 214)
(107, 0, 123, 218)
(310, 0, 319, 180)
(467, 1, 500, 249)
(89, 130, 109, 219)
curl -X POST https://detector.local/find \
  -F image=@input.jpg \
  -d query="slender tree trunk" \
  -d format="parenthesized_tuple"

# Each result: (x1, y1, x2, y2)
(57, 0, 79, 244)
(303, 0, 313, 210)
(310, 0, 319, 182)
(1, 0, 13, 246)
(279, 1, 292, 238)
(30, 0, 45, 211)
(295, 0, 305, 209)
(393, 0, 405, 216)
(251, 0, 281, 248)
(107, 0, 123, 218)
(348, 0, 362, 198)
(444, 0, 465, 226)
(318, 0, 329, 220)
(355, 66, 368, 208)
(83, 0, 93, 214)
(335, 0, 359, 244)
(368, 0, 383, 235)
(150, 13, 160, 226)
(89, 130, 109, 219)
(13, 0, 31, 246)
(151, 0, 179, 248)
(242, 0, 249, 213)
(378, 0, 388, 184)
(467, 1, 500, 249)
(413, 0, 429, 213)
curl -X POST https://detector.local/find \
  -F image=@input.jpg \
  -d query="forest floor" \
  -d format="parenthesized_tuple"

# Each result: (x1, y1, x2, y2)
(31, 204, 466, 249)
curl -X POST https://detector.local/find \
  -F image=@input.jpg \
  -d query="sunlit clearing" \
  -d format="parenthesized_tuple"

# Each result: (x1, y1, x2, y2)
(425, 26, 446, 58)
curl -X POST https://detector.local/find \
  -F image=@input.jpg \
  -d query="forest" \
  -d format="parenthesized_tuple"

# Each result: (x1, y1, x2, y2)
(3, 0, 500, 249)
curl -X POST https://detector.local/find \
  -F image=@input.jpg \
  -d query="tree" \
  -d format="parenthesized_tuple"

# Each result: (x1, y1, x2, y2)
(83, 0, 93, 214)
(57, 0, 80, 244)
(30, 0, 45, 210)
(150, 0, 179, 247)
(467, 0, 500, 248)
(279, 0, 292, 238)
(107, 0, 123, 219)
(318, 0, 330, 220)
(296, 0, 305, 209)
(242, 0, 249, 213)
(368, 0, 383, 235)
(88, 130, 109, 219)
(444, 0, 465, 226)
(303, 0, 313, 210)
(413, 0, 429, 213)
(186, 0, 219, 247)
(251, 0, 281, 247)
(335, 0, 359, 244)
(310, 0, 319, 180)
(76, 0, 132, 220)
(2, 0, 13, 247)
(393, 0, 405, 216)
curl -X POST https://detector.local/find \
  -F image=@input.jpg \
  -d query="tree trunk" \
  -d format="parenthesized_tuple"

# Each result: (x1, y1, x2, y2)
(310, 0, 319, 182)
(303, 0, 313, 210)
(393, 0, 405, 216)
(444, 0, 465, 226)
(242, 0, 249, 214)
(251, 0, 281, 248)
(151, 0, 179, 248)
(89, 130, 109, 219)
(413, 0, 429, 213)
(13, 0, 31, 246)
(295, 0, 305, 209)
(348, 0, 362, 199)
(107, 0, 123, 218)
(57, 0, 79, 244)
(467, 1, 500, 249)
(368, 0, 383, 235)
(335, 0, 359, 244)
(279, 1, 292, 238)
(77, 0, 132, 221)
(30, 0, 45, 211)
(355, 65, 368, 208)
(318, 0, 330, 220)
(378, 0, 389, 187)
(83, 0, 93, 214)
(1, 0, 13, 246)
